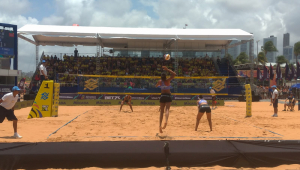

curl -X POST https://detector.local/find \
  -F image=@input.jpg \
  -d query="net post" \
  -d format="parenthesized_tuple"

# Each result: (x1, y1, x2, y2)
(250, 38, 254, 89)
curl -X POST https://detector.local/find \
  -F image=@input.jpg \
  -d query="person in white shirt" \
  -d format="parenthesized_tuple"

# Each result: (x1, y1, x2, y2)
(210, 87, 217, 109)
(39, 60, 48, 83)
(0, 86, 22, 138)
(271, 85, 279, 117)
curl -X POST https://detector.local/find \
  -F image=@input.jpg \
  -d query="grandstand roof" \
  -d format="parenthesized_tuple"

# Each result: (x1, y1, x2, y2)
(18, 25, 254, 49)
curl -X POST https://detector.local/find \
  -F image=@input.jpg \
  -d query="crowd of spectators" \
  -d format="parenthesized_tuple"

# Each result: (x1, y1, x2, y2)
(256, 86, 291, 99)
(41, 54, 219, 88)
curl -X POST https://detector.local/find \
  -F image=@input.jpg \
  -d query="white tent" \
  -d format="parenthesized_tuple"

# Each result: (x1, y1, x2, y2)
(18, 25, 253, 49)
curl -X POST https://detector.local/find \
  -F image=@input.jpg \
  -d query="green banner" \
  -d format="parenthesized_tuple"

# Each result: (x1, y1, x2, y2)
(14, 102, 21, 110)
(59, 100, 224, 106)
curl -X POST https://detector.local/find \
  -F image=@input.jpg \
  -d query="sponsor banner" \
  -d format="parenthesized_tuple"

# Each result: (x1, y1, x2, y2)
(14, 102, 21, 110)
(20, 101, 26, 108)
(0, 85, 14, 98)
(59, 99, 224, 106)
(172, 100, 224, 106)
(59, 94, 213, 100)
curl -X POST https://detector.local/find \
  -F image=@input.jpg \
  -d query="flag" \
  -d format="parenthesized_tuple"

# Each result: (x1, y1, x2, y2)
(276, 64, 282, 81)
(185, 24, 188, 26)
(257, 68, 263, 80)
(285, 63, 291, 81)
(269, 63, 274, 80)
(18, 78, 26, 90)
(291, 64, 296, 80)
(263, 65, 269, 80)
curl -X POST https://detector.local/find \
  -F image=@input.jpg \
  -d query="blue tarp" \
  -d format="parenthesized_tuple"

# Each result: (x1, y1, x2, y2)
(291, 83, 300, 89)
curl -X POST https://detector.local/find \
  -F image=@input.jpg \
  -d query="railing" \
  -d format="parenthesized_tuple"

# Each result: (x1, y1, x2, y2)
(43, 53, 98, 61)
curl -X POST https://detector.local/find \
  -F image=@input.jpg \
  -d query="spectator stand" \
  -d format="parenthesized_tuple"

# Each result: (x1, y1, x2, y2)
(18, 24, 253, 97)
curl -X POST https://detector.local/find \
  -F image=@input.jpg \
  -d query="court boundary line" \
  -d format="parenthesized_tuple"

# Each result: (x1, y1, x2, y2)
(212, 111, 284, 137)
(79, 136, 282, 139)
(47, 110, 90, 139)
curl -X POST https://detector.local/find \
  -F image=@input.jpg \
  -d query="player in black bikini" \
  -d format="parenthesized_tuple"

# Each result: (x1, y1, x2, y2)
(195, 95, 212, 131)
(120, 95, 133, 112)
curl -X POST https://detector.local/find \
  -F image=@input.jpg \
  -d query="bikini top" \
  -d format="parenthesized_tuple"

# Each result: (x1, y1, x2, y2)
(198, 99, 207, 105)
(158, 80, 173, 90)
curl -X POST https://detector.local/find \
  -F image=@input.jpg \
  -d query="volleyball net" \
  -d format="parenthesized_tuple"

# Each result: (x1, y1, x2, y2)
(57, 74, 229, 95)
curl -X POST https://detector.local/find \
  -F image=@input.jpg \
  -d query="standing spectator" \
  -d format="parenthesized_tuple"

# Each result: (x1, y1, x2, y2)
(271, 85, 279, 117)
(39, 60, 48, 83)
(217, 56, 221, 64)
(0, 86, 22, 138)
(74, 48, 78, 57)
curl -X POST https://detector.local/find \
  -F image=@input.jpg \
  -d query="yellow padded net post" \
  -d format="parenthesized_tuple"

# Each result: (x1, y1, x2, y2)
(245, 84, 252, 117)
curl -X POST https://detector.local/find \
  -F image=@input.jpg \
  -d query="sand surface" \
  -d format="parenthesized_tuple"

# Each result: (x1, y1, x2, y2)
(1, 102, 299, 142)
(0, 102, 300, 142)
(3, 102, 300, 169)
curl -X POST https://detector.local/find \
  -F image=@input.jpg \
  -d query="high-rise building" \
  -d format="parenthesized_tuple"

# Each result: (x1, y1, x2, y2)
(228, 40, 240, 60)
(263, 35, 277, 63)
(283, 33, 290, 48)
(283, 46, 294, 63)
(240, 41, 250, 56)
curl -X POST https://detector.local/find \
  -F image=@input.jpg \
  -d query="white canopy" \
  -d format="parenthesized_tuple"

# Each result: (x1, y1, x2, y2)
(18, 24, 254, 49)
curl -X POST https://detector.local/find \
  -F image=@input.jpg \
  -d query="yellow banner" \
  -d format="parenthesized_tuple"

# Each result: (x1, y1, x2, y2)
(52, 83, 60, 117)
(28, 81, 54, 119)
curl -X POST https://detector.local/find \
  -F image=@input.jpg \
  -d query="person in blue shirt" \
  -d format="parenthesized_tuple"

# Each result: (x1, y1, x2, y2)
(269, 87, 273, 106)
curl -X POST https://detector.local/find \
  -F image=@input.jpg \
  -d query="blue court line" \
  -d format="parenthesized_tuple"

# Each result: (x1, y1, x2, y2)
(47, 110, 90, 139)
(212, 112, 284, 137)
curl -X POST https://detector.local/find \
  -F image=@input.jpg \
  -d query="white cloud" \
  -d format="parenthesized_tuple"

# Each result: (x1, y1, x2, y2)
(0, 5, 39, 72)
(0, 0, 30, 15)
(2, 0, 300, 71)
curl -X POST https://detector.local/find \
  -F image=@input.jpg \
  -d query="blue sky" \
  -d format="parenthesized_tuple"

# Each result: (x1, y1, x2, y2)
(0, 0, 300, 72)
(25, 0, 56, 21)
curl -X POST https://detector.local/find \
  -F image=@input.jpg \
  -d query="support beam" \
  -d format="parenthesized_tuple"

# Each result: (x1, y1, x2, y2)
(96, 34, 104, 47)
(163, 39, 176, 49)
(249, 39, 254, 89)
(18, 34, 37, 45)
(36, 45, 39, 67)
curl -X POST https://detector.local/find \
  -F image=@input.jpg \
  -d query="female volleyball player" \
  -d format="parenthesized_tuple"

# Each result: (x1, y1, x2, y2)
(156, 66, 176, 133)
(120, 95, 133, 112)
(195, 95, 212, 131)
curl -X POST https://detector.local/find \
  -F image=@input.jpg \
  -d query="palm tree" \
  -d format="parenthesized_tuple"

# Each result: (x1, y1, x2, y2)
(257, 51, 267, 64)
(294, 41, 300, 61)
(276, 55, 288, 64)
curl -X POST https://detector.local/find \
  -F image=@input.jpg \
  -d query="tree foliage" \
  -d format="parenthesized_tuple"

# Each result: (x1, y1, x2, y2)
(234, 52, 249, 65)
(257, 51, 267, 64)
(294, 41, 300, 60)
(262, 41, 278, 56)
(276, 55, 288, 64)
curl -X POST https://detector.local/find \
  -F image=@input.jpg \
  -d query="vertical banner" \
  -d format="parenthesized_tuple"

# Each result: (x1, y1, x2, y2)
(52, 83, 60, 117)
(28, 81, 54, 119)
(245, 84, 252, 117)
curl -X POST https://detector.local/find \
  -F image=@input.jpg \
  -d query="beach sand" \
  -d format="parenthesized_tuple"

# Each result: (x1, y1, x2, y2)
(1, 102, 299, 142)
(2, 102, 300, 169)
